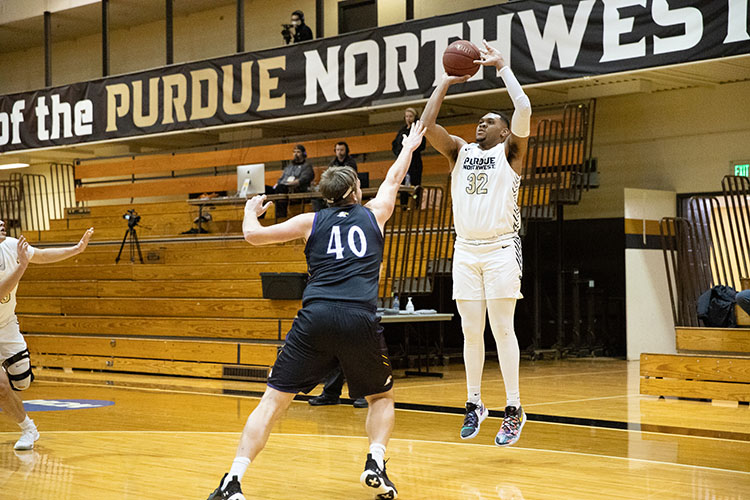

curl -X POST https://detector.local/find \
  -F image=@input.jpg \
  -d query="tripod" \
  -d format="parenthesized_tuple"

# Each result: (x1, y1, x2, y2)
(115, 225, 144, 263)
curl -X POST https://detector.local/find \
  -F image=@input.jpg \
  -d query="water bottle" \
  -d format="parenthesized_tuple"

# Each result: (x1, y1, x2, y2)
(404, 174, 411, 186)
(405, 297, 415, 314)
(392, 295, 400, 310)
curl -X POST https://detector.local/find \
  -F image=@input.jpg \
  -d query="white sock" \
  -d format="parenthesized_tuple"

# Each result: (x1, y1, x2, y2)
(506, 392, 521, 409)
(369, 443, 386, 469)
(467, 390, 482, 406)
(223, 457, 251, 489)
(18, 416, 35, 431)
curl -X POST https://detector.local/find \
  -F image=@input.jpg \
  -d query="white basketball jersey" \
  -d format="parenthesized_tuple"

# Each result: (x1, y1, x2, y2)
(451, 141, 521, 240)
(0, 237, 31, 329)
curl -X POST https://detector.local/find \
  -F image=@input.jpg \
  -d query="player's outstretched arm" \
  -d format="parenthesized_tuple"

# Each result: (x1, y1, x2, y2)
(243, 195, 315, 245)
(422, 74, 470, 164)
(30, 227, 94, 264)
(0, 237, 32, 298)
(475, 40, 531, 174)
(366, 121, 426, 228)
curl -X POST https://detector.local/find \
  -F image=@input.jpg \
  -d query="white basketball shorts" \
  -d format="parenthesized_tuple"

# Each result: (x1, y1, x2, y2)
(452, 235, 523, 301)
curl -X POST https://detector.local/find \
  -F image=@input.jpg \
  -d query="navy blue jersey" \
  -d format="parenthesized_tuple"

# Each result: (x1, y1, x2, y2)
(303, 204, 384, 306)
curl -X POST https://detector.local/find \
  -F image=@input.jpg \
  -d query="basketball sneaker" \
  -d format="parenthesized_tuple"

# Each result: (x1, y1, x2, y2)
(14, 424, 39, 451)
(360, 453, 398, 499)
(206, 473, 246, 500)
(460, 401, 488, 439)
(495, 405, 526, 447)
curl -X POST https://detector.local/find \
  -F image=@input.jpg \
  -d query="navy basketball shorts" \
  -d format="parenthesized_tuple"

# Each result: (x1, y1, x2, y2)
(267, 300, 394, 399)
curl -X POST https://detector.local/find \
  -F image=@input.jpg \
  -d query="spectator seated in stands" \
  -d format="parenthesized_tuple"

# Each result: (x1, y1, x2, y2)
(329, 141, 357, 171)
(266, 144, 314, 218)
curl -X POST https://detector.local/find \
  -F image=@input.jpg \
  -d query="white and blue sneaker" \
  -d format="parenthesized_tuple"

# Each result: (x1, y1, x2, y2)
(460, 401, 489, 440)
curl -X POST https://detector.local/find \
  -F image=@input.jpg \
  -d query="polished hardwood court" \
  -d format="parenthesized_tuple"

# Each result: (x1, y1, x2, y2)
(1, 359, 748, 499)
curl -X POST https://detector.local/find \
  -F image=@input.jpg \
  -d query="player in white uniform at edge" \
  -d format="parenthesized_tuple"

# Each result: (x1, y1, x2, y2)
(0, 221, 94, 450)
(422, 41, 531, 446)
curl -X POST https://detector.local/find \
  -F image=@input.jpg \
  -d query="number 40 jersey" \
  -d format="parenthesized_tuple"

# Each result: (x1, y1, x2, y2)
(303, 203, 384, 307)
(451, 141, 521, 241)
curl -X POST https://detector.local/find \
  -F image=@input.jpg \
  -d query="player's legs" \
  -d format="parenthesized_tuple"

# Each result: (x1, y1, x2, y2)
(361, 388, 398, 499)
(207, 387, 296, 500)
(486, 298, 520, 408)
(332, 303, 397, 499)
(455, 299, 490, 439)
(208, 303, 336, 500)
(365, 388, 394, 449)
(0, 370, 26, 424)
(1, 331, 39, 450)
(486, 298, 525, 446)
(235, 386, 296, 461)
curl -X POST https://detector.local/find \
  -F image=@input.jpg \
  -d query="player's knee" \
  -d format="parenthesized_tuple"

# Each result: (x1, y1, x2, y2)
(3, 350, 34, 392)
(461, 318, 485, 339)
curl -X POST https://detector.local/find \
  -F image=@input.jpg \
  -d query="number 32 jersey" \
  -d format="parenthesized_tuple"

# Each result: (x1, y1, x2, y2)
(303, 203, 384, 307)
(451, 141, 521, 241)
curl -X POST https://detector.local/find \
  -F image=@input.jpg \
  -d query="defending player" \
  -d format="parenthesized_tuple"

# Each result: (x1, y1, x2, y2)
(206, 122, 426, 500)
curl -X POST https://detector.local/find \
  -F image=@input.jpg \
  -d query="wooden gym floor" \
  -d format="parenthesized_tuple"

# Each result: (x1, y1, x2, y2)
(1, 359, 748, 499)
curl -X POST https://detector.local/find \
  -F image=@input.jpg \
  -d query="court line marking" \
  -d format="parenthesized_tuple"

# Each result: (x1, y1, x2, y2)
(523, 393, 640, 407)
(395, 368, 629, 390)
(37, 377, 641, 409)
(29, 380, 748, 443)
(1, 430, 747, 476)
(391, 406, 750, 444)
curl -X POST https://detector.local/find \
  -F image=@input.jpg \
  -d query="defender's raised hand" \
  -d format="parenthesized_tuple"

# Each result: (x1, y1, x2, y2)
(401, 120, 426, 152)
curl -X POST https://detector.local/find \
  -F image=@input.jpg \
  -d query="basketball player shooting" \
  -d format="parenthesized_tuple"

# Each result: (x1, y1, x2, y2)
(421, 40, 531, 447)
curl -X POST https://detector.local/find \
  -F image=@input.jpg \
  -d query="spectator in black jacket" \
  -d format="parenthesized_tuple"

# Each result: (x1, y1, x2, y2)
(328, 141, 357, 170)
(291, 10, 313, 43)
(313, 142, 359, 212)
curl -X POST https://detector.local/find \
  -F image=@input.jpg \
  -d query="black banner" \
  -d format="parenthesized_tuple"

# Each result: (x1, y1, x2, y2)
(1, 0, 748, 153)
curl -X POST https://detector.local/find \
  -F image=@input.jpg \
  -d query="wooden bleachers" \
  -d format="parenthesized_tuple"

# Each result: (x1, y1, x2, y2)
(19, 200, 451, 380)
(73, 110, 569, 203)
(19, 236, 304, 381)
(640, 279, 750, 403)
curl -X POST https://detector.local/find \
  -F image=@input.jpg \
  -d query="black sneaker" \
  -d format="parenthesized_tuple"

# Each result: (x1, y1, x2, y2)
(206, 473, 246, 500)
(352, 397, 369, 408)
(308, 393, 341, 406)
(360, 453, 398, 499)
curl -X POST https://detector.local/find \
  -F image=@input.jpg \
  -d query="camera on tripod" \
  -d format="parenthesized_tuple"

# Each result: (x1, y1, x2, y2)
(281, 23, 294, 44)
(123, 209, 141, 229)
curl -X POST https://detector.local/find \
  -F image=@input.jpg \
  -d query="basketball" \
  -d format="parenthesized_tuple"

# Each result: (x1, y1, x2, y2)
(443, 40, 480, 77)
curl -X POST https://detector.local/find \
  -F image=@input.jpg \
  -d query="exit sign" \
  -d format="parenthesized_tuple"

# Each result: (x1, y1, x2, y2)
(733, 162, 749, 177)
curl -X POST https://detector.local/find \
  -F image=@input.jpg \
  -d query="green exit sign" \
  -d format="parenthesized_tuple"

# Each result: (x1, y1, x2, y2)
(735, 163, 750, 177)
